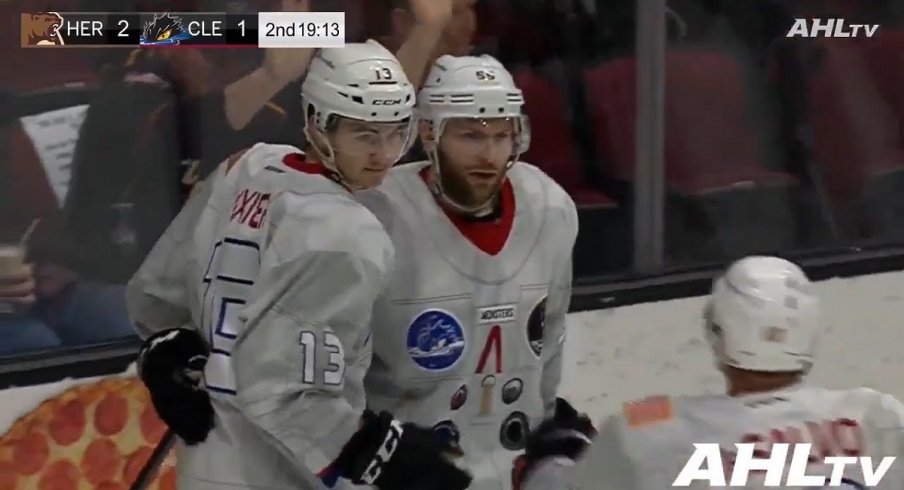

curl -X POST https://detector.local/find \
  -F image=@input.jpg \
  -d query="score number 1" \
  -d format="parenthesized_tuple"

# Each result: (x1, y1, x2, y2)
(226, 14, 258, 46)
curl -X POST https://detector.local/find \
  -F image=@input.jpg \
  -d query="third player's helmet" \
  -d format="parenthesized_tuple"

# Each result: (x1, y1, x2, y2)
(705, 256, 821, 374)
(301, 40, 417, 175)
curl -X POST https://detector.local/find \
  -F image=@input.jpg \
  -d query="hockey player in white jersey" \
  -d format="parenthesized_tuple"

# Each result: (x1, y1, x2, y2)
(518, 256, 904, 489)
(126, 41, 472, 490)
(356, 54, 594, 490)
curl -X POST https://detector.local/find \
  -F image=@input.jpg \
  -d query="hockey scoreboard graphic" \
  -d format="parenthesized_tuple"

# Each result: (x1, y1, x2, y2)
(20, 11, 346, 48)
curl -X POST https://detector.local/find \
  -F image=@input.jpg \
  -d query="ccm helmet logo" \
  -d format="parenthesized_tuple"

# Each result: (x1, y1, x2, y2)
(373, 99, 402, 106)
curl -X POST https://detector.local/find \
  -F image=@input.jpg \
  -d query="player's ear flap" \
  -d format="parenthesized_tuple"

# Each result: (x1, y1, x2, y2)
(306, 110, 318, 131)
(702, 300, 723, 352)
(418, 120, 436, 149)
(304, 124, 332, 160)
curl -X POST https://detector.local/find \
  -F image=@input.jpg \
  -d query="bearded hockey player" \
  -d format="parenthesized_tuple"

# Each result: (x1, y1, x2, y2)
(356, 54, 590, 490)
(125, 41, 472, 490)
(519, 256, 904, 490)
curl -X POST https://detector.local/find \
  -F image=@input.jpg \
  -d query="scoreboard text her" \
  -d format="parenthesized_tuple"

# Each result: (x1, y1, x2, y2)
(20, 11, 345, 48)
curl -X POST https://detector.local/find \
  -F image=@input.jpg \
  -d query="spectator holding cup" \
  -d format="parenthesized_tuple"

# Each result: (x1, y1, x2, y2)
(0, 224, 61, 356)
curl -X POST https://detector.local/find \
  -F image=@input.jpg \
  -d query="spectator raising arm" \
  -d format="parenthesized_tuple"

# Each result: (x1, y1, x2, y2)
(223, 0, 316, 131)
(224, 0, 470, 131)
(393, 0, 456, 87)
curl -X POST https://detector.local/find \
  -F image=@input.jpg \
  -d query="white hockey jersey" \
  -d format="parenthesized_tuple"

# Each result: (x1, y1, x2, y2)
(126, 142, 394, 490)
(356, 161, 579, 490)
(524, 385, 904, 490)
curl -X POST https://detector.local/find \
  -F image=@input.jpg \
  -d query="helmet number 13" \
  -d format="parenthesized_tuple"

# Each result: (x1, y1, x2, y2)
(375, 67, 393, 80)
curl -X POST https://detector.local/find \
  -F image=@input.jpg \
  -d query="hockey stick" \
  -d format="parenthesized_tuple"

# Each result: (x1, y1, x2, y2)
(128, 429, 177, 490)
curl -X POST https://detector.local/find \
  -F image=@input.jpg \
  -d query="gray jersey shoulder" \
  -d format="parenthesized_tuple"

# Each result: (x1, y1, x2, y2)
(236, 142, 394, 275)
(353, 161, 423, 230)
(583, 388, 904, 484)
(271, 189, 393, 275)
(510, 162, 578, 228)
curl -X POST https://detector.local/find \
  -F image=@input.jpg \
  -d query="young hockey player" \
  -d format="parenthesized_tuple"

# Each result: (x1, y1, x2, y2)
(126, 41, 472, 490)
(356, 54, 589, 490)
(519, 256, 904, 489)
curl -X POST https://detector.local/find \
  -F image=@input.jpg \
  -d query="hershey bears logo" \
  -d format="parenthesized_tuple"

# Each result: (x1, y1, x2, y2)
(21, 12, 65, 46)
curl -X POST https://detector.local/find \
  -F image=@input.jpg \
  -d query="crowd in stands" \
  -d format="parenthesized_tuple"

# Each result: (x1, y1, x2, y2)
(1, 0, 903, 356)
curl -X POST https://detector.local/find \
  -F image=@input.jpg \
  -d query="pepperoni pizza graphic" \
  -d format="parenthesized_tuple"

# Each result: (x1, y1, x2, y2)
(0, 377, 177, 490)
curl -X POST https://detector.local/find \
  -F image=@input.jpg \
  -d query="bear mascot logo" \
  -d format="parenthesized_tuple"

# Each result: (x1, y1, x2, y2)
(21, 12, 65, 46)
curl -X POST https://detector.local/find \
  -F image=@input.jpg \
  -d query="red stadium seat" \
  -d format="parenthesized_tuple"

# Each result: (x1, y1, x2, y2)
(583, 49, 798, 259)
(512, 69, 616, 209)
(860, 29, 904, 143)
(582, 57, 636, 182)
(805, 40, 904, 234)
(513, 69, 627, 272)
(584, 49, 796, 195)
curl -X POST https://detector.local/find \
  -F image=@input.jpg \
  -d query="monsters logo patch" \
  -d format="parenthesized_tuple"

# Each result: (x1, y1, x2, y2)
(527, 296, 547, 357)
(407, 309, 466, 371)
(140, 13, 192, 45)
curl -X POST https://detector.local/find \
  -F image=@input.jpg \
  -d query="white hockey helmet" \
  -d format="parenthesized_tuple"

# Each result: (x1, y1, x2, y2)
(705, 256, 821, 373)
(418, 54, 531, 157)
(301, 40, 417, 170)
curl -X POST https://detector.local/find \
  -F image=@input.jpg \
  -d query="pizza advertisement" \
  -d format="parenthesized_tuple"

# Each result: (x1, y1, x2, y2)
(0, 365, 176, 490)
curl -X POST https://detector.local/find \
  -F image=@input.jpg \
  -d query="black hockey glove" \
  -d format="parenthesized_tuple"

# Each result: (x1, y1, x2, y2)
(137, 327, 214, 445)
(327, 410, 472, 490)
(512, 398, 597, 489)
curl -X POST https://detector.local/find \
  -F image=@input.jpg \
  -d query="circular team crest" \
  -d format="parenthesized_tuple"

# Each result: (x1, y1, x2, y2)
(527, 296, 547, 357)
(406, 309, 467, 371)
